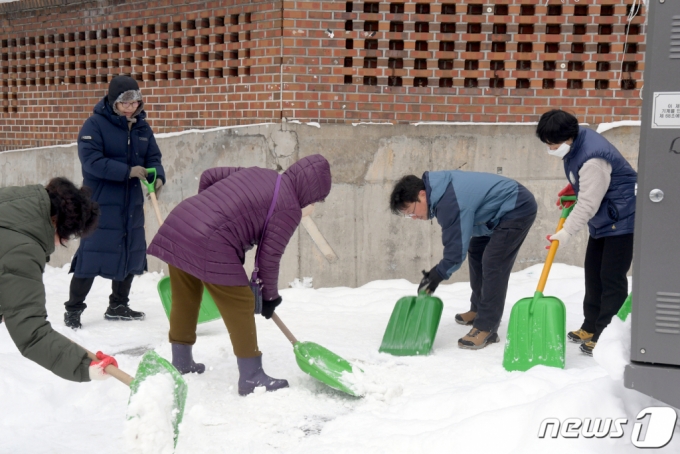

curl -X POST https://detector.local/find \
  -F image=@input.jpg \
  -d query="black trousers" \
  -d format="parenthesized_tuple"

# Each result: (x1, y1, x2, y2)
(468, 213, 536, 333)
(581, 233, 634, 342)
(64, 274, 135, 312)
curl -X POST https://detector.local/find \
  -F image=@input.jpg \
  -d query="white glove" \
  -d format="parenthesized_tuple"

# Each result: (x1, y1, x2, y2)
(88, 351, 118, 381)
(548, 229, 572, 248)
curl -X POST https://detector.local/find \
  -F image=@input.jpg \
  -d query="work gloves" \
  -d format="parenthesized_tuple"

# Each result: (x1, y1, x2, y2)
(556, 184, 576, 208)
(129, 166, 148, 180)
(546, 229, 572, 249)
(418, 267, 444, 295)
(147, 178, 164, 200)
(262, 296, 282, 319)
(89, 351, 118, 381)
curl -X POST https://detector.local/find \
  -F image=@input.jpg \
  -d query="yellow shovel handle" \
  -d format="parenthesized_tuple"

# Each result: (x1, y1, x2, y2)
(536, 217, 566, 293)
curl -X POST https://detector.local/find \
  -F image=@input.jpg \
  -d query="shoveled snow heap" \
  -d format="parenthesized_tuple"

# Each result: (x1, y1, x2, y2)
(1, 262, 678, 453)
(124, 372, 178, 454)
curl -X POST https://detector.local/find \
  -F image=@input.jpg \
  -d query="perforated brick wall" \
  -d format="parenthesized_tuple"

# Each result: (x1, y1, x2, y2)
(0, 0, 283, 151)
(1, 0, 645, 151)
(282, 0, 645, 123)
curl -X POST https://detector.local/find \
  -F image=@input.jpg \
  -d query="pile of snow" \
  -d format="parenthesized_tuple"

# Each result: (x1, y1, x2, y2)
(124, 372, 178, 454)
(289, 277, 314, 289)
(594, 317, 632, 381)
(0, 263, 677, 453)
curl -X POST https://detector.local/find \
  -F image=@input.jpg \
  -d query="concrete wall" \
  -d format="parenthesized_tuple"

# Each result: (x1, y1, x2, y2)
(0, 123, 640, 289)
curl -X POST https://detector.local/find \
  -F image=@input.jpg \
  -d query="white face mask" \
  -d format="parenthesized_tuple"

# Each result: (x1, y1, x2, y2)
(547, 143, 571, 158)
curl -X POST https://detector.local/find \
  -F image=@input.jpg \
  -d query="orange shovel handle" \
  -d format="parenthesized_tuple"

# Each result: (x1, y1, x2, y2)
(536, 217, 565, 294)
(535, 196, 576, 294)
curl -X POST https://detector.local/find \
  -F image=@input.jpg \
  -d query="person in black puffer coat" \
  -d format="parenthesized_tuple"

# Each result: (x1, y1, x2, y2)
(64, 75, 166, 329)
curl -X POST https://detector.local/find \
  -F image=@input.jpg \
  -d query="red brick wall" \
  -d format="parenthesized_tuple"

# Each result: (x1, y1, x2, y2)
(0, 0, 283, 151)
(0, 0, 645, 151)
(282, 0, 645, 124)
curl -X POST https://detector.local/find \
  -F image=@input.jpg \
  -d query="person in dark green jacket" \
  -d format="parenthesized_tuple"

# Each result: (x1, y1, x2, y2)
(0, 177, 118, 382)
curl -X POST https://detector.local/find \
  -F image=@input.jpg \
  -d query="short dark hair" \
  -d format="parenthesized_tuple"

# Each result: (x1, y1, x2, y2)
(389, 175, 425, 215)
(45, 177, 100, 246)
(536, 109, 580, 144)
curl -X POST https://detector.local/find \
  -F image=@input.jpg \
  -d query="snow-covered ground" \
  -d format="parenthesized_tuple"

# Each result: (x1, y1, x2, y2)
(1, 263, 677, 453)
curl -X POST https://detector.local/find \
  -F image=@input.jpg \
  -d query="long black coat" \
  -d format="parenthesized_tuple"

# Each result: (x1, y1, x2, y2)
(71, 97, 165, 281)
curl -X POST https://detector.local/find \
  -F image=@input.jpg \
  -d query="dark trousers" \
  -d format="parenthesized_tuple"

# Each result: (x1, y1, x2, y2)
(468, 213, 536, 332)
(64, 274, 135, 312)
(581, 233, 634, 342)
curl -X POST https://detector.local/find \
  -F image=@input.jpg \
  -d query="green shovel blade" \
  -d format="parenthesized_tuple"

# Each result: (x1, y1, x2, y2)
(503, 292, 566, 372)
(378, 293, 444, 356)
(158, 276, 222, 324)
(130, 351, 188, 447)
(617, 293, 632, 321)
(293, 341, 360, 397)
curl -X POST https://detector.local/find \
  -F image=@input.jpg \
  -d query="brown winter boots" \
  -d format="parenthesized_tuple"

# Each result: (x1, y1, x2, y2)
(458, 328, 500, 350)
(567, 329, 594, 344)
(455, 310, 477, 326)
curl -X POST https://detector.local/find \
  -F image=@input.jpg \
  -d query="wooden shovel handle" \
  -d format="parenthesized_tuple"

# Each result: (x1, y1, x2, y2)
(149, 192, 164, 226)
(85, 349, 134, 387)
(271, 313, 299, 345)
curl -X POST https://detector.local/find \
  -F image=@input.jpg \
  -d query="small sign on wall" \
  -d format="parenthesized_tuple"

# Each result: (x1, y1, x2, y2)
(652, 92, 680, 128)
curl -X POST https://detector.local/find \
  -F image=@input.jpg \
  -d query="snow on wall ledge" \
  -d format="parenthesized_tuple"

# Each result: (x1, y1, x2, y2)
(0, 122, 641, 290)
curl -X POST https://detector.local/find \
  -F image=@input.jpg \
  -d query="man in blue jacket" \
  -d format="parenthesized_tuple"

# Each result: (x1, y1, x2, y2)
(63, 75, 166, 329)
(390, 171, 537, 350)
(537, 110, 636, 356)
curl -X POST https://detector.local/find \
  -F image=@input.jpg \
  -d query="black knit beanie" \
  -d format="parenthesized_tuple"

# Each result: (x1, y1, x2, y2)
(107, 76, 140, 106)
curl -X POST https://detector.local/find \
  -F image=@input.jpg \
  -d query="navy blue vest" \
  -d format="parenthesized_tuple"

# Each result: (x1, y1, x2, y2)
(563, 127, 637, 238)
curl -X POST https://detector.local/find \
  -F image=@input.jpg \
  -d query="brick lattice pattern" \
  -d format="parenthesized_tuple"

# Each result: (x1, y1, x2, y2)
(0, 0, 645, 151)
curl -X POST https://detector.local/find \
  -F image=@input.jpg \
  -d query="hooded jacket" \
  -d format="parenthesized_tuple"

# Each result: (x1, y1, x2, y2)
(0, 185, 91, 382)
(71, 97, 165, 281)
(147, 154, 332, 300)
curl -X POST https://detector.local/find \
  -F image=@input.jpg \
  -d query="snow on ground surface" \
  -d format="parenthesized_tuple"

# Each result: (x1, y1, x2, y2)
(1, 263, 678, 454)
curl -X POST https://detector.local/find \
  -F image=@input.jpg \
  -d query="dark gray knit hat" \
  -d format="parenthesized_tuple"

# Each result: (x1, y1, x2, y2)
(107, 76, 141, 106)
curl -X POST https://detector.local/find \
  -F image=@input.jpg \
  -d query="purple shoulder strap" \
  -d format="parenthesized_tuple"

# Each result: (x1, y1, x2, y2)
(254, 174, 282, 270)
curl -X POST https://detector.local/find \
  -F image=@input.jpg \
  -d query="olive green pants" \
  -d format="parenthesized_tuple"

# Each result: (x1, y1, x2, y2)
(168, 265, 261, 358)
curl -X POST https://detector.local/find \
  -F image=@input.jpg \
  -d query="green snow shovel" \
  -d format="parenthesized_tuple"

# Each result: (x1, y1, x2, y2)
(140, 168, 222, 324)
(271, 313, 361, 397)
(503, 196, 576, 372)
(84, 348, 187, 447)
(157, 277, 222, 324)
(617, 293, 632, 321)
(378, 292, 444, 356)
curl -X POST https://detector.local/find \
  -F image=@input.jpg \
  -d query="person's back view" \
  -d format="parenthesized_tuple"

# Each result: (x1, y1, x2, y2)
(147, 154, 331, 395)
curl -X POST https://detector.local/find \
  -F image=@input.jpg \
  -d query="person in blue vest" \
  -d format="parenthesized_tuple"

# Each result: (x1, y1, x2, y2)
(537, 109, 636, 356)
(390, 171, 537, 350)
(63, 75, 165, 329)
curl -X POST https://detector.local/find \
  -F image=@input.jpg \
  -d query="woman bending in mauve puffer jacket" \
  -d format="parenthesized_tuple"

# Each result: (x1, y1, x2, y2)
(147, 154, 331, 395)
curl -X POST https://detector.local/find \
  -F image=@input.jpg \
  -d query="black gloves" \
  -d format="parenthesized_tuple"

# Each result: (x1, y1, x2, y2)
(261, 296, 282, 319)
(418, 266, 444, 295)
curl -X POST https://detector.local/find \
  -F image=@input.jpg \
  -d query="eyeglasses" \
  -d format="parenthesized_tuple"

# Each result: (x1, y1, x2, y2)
(402, 201, 418, 218)
(118, 101, 140, 109)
